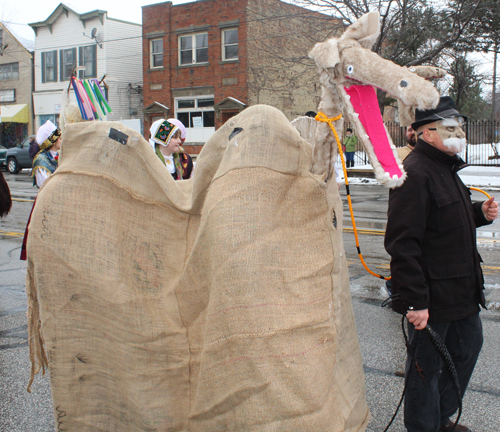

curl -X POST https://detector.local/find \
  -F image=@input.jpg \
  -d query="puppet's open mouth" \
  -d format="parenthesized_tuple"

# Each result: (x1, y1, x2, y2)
(344, 85, 403, 181)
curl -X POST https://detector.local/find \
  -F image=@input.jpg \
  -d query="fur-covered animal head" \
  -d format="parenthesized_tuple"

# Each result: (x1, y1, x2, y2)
(308, 12, 440, 188)
(398, 66, 447, 127)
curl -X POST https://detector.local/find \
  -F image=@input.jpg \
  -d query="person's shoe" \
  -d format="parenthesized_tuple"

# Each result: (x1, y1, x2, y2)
(438, 420, 472, 432)
(384, 280, 392, 297)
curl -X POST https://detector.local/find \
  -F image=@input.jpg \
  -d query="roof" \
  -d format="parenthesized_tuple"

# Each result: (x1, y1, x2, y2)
(214, 97, 247, 109)
(0, 23, 33, 57)
(29, 3, 107, 35)
(143, 101, 170, 113)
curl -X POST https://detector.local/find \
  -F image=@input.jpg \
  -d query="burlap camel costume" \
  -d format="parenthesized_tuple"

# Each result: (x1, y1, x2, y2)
(26, 12, 439, 432)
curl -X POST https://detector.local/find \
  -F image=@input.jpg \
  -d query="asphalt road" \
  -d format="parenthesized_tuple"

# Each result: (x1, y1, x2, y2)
(1, 171, 499, 432)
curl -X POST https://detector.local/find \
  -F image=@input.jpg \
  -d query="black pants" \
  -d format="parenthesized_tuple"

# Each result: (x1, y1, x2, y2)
(404, 313, 483, 432)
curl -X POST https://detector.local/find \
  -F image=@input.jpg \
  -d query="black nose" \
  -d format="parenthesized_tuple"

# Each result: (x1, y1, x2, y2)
(400, 80, 408, 88)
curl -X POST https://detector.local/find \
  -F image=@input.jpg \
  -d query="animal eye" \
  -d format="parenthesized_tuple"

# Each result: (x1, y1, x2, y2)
(446, 127, 456, 132)
(410, 67, 416, 72)
(346, 65, 354, 74)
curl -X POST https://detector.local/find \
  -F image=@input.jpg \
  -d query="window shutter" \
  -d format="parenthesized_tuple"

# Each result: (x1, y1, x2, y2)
(72, 48, 77, 78)
(53, 50, 58, 82)
(78, 46, 84, 79)
(91, 44, 97, 78)
(60, 50, 64, 81)
(41, 52, 46, 83)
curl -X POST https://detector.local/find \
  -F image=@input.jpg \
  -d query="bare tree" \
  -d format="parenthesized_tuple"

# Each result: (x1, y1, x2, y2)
(290, 0, 486, 111)
(246, 0, 343, 118)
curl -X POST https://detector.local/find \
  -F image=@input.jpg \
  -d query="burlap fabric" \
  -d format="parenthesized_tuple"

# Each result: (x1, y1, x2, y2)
(26, 105, 369, 431)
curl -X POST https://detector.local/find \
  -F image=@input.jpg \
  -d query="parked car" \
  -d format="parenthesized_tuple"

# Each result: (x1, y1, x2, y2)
(0, 145, 7, 169)
(6, 135, 35, 174)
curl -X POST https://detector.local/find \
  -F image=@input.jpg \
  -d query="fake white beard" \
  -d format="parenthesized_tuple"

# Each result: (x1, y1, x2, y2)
(443, 137, 467, 154)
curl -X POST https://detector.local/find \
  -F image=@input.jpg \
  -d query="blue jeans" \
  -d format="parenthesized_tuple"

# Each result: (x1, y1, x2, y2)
(404, 313, 483, 432)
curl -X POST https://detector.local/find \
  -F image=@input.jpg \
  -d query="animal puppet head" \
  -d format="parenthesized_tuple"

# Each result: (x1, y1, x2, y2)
(398, 66, 447, 127)
(309, 12, 440, 188)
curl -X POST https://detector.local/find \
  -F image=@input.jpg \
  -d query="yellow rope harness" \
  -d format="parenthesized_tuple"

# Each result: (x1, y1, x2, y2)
(315, 112, 390, 280)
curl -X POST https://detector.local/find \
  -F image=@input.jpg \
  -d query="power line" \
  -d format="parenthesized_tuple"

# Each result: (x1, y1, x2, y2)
(1, 7, 341, 53)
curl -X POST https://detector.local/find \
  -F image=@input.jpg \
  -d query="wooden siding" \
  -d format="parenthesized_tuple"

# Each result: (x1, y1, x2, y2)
(33, 9, 143, 123)
(105, 18, 143, 122)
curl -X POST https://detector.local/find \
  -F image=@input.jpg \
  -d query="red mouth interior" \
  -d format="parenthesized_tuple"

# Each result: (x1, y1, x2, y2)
(344, 85, 403, 180)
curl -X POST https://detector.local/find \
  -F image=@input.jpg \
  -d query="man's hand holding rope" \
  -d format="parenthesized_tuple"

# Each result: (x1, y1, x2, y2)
(407, 309, 429, 330)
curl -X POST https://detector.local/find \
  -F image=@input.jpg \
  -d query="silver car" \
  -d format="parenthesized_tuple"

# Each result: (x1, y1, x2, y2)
(6, 135, 35, 174)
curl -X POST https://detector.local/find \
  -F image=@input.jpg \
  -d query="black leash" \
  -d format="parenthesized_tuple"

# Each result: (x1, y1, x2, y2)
(381, 310, 462, 432)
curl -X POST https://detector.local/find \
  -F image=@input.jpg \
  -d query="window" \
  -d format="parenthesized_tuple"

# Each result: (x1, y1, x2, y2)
(176, 96, 214, 128)
(0, 89, 15, 102)
(40, 114, 60, 128)
(179, 33, 208, 65)
(79, 45, 97, 78)
(0, 63, 19, 80)
(41, 51, 57, 82)
(150, 38, 163, 68)
(222, 28, 238, 61)
(60, 48, 76, 81)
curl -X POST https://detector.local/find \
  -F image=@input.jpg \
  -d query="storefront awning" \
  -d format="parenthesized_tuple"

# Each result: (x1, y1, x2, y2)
(0, 104, 29, 123)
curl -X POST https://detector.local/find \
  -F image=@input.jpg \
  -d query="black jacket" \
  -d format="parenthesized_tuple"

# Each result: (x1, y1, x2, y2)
(384, 139, 491, 322)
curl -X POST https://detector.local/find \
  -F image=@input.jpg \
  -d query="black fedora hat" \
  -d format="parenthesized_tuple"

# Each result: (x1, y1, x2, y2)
(411, 96, 467, 131)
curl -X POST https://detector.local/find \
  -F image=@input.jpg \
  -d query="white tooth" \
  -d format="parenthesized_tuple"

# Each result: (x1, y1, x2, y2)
(384, 172, 390, 179)
(393, 174, 398, 180)
(365, 134, 369, 140)
(352, 112, 359, 118)
(390, 144, 396, 149)
(345, 95, 350, 100)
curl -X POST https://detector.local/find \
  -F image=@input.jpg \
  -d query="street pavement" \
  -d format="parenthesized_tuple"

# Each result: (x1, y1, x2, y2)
(1, 169, 500, 431)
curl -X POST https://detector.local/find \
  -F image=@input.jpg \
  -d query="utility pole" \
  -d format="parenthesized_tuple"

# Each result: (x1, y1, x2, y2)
(492, 43, 497, 121)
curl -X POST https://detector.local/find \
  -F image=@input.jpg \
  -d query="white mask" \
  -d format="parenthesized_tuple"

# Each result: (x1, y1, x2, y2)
(435, 118, 466, 154)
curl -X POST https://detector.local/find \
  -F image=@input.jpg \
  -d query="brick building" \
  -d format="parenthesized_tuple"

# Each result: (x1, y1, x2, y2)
(142, 0, 342, 153)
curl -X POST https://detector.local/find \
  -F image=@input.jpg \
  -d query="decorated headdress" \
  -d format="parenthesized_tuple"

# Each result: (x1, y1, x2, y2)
(149, 119, 180, 149)
(167, 118, 187, 142)
(36, 120, 62, 150)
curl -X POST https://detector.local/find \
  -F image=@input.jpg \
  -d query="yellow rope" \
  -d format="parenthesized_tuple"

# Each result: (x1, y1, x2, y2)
(315, 112, 390, 280)
(470, 187, 491, 199)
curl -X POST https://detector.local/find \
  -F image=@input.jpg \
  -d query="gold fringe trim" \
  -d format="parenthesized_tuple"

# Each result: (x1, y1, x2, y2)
(31, 165, 53, 178)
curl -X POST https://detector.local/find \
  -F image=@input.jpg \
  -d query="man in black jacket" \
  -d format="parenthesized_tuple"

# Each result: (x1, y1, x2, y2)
(385, 97, 498, 432)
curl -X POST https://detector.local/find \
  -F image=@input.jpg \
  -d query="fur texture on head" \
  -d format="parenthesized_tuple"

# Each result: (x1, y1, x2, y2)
(398, 66, 447, 127)
(305, 11, 440, 188)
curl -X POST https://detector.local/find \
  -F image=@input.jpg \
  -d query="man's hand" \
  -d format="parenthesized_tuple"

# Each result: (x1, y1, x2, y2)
(406, 309, 429, 330)
(482, 197, 499, 222)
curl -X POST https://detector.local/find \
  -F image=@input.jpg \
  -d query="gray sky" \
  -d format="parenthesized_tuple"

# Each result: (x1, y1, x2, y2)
(1, 0, 192, 42)
(2, 0, 494, 95)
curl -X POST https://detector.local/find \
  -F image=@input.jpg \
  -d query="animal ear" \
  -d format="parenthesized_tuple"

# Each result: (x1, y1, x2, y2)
(340, 11, 380, 49)
(308, 39, 341, 70)
(406, 65, 447, 80)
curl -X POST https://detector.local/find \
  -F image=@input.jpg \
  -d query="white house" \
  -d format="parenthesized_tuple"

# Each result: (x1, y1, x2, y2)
(30, 3, 143, 132)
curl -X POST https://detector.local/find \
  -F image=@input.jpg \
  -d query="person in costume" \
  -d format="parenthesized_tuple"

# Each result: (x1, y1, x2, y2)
(31, 120, 62, 188)
(20, 121, 62, 260)
(385, 97, 498, 432)
(0, 170, 12, 218)
(149, 119, 193, 180)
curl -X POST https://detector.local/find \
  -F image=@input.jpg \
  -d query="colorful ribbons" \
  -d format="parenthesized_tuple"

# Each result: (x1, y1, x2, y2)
(70, 77, 112, 121)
